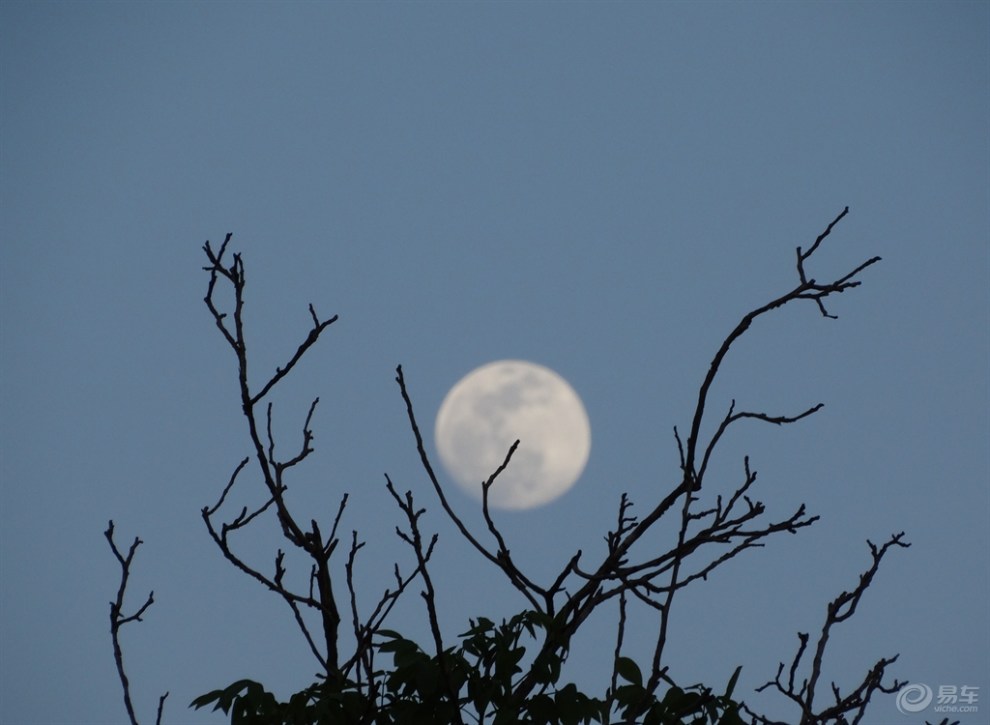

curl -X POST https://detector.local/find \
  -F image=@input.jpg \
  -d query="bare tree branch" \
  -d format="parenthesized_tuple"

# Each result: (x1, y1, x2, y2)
(201, 237, 348, 679)
(752, 533, 910, 724)
(395, 365, 545, 613)
(181, 213, 897, 724)
(384, 478, 466, 724)
(394, 208, 887, 715)
(104, 520, 169, 725)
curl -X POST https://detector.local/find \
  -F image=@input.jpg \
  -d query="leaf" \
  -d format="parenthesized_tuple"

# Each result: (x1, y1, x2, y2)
(613, 683, 643, 708)
(615, 657, 643, 687)
(189, 689, 225, 710)
(724, 665, 742, 699)
(190, 679, 260, 714)
(718, 704, 747, 725)
(413, 659, 440, 697)
(459, 617, 495, 638)
(525, 693, 555, 723)
(393, 645, 425, 670)
(379, 636, 418, 655)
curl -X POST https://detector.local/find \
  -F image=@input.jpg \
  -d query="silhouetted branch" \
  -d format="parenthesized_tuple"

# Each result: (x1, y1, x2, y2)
(185, 212, 898, 724)
(384, 478, 466, 724)
(628, 208, 877, 703)
(274, 552, 328, 670)
(250, 307, 337, 406)
(339, 555, 425, 680)
(337, 480, 443, 681)
(752, 533, 910, 724)
(798, 207, 848, 276)
(395, 365, 545, 613)
(393, 208, 887, 716)
(105, 520, 169, 725)
(202, 235, 338, 406)
(344, 531, 372, 683)
(480, 440, 553, 603)
(384, 481, 442, 649)
(698, 400, 824, 485)
(202, 236, 348, 678)
(608, 589, 628, 706)
(154, 695, 168, 725)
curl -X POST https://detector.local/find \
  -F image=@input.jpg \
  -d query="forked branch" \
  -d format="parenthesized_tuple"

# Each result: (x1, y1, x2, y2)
(201, 236, 347, 677)
(395, 208, 888, 715)
(751, 533, 910, 724)
(105, 520, 169, 725)
(180, 211, 896, 724)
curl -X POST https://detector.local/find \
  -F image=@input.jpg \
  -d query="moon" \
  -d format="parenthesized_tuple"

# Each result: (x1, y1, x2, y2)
(434, 360, 591, 510)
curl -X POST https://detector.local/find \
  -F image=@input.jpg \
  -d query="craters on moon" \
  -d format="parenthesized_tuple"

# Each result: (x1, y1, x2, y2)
(434, 360, 591, 510)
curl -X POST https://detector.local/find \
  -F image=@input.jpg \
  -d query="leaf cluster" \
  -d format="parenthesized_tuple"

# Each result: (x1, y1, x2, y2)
(192, 610, 744, 725)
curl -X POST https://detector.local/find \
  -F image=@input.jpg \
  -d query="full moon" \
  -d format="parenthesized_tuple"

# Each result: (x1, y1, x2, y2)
(434, 360, 591, 510)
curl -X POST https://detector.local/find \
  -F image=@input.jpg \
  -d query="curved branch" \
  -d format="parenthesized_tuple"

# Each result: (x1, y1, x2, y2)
(395, 365, 543, 613)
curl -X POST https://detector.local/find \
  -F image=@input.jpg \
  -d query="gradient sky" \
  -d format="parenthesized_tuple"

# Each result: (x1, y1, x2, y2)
(2, 3, 987, 724)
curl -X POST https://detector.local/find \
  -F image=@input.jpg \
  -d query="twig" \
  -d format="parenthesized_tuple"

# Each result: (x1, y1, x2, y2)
(201, 236, 351, 679)
(105, 520, 169, 725)
(395, 365, 544, 613)
(753, 533, 910, 724)
(384, 477, 465, 724)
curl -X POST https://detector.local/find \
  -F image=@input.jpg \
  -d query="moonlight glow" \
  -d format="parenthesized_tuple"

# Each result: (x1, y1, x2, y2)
(434, 360, 591, 510)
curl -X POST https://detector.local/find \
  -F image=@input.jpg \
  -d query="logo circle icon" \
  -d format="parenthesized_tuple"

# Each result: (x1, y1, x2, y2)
(896, 683, 933, 714)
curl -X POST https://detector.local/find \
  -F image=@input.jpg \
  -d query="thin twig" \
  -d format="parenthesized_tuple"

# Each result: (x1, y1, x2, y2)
(754, 533, 910, 724)
(395, 365, 543, 613)
(105, 521, 167, 725)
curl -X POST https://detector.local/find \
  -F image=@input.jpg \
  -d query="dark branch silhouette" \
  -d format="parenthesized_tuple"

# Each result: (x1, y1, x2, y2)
(108, 210, 911, 725)
(749, 533, 911, 724)
(105, 520, 168, 725)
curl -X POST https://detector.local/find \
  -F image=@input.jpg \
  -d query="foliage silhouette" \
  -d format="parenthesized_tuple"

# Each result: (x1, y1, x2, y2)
(190, 611, 745, 725)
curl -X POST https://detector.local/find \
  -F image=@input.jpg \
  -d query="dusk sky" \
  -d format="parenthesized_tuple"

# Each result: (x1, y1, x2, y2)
(1, 3, 987, 724)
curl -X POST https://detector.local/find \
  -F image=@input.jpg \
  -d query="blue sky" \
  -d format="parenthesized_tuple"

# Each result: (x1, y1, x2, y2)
(1, 3, 987, 724)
